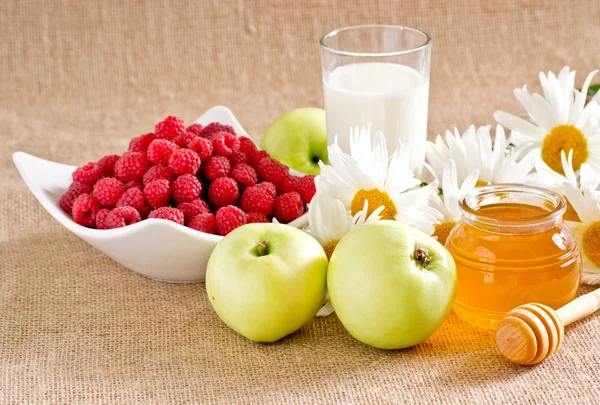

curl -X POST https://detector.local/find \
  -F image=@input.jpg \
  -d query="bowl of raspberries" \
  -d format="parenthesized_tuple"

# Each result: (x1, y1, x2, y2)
(13, 106, 315, 283)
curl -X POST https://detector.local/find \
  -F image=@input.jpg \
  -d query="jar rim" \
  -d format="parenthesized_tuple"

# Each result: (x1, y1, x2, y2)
(459, 184, 566, 231)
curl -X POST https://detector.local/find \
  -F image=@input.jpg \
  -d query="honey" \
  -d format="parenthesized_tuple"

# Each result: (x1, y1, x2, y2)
(445, 184, 582, 330)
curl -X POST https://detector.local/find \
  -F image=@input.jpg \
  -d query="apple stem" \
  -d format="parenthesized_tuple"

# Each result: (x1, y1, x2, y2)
(413, 248, 431, 269)
(255, 240, 269, 257)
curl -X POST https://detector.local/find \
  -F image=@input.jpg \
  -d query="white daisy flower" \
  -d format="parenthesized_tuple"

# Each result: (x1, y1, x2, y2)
(317, 126, 442, 236)
(494, 66, 600, 175)
(428, 160, 479, 244)
(426, 124, 539, 186)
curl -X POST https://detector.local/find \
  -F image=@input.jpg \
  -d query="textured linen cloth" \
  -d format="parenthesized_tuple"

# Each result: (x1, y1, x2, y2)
(2, 0, 600, 403)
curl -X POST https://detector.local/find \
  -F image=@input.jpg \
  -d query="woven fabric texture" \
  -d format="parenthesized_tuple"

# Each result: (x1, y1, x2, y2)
(2, 0, 600, 403)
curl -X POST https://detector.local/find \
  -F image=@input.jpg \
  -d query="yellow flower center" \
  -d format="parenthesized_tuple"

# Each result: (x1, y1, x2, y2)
(583, 221, 600, 267)
(564, 200, 581, 222)
(433, 222, 456, 245)
(475, 180, 489, 188)
(323, 240, 339, 260)
(350, 188, 397, 220)
(541, 125, 589, 174)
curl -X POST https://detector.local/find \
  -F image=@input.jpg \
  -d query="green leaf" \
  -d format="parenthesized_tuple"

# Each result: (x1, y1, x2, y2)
(588, 84, 600, 97)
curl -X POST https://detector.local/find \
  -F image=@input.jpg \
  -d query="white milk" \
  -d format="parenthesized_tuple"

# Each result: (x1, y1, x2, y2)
(323, 62, 429, 173)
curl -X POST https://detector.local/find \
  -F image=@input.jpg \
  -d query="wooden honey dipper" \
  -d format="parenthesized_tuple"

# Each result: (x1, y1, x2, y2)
(495, 288, 600, 365)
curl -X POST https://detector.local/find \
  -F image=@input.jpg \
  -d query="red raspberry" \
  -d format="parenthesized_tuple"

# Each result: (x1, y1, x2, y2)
(239, 136, 258, 157)
(247, 150, 270, 170)
(298, 175, 316, 204)
(273, 192, 304, 223)
(200, 122, 236, 139)
(147, 139, 179, 166)
(124, 180, 143, 191)
(143, 179, 171, 209)
(148, 207, 184, 225)
(143, 165, 175, 186)
(228, 151, 247, 167)
(114, 152, 149, 183)
(96, 208, 112, 229)
(92, 177, 125, 207)
(178, 199, 211, 224)
(277, 174, 300, 195)
(72, 162, 103, 186)
(257, 157, 288, 185)
(202, 156, 230, 181)
(230, 163, 258, 188)
(155, 115, 185, 141)
(106, 206, 141, 228)
(172, 174, 202, 203)
(187, 137, 213, 161)
(208, 177, 239, 208)
(59, 182, 92, 214)
(186, 123, 204, 136)
(215, 205, 246, 236)
(72, 193, 101, 227)
(213, 132, 240, 158)
(246, 212, 269, 224)
(256, 181, 277, 198)
(117, 187, 151, 218)
(97, 155, 120, 177)
(240, 185, 274, 216)
(188, 213, 217, 234)
(169, 148, 201, 176)
(128, 133, 156, 154)
(173, 131, 196, 148)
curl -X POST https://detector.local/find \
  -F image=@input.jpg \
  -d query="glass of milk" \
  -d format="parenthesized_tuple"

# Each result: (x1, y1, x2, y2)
(320, 25, 431, 173)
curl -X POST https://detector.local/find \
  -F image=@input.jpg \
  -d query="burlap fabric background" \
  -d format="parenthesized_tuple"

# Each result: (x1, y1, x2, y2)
(2, 0, 600, 403)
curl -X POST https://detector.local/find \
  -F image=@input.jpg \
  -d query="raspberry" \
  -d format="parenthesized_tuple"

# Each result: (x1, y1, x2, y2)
(142, 165, 175, 186)
(93, 177, 125, 207)
(173, 131, 196, 148)
(117, 187, 151, 218)
(72, 162, 103, 186)
(213, 132, 240, 158)
(172, 174, 202, 203)
(277, 174, 300, 195)
(240, 185, 274, 216)
(273, 192, 304, 223)
(114, 152, 149, 183)
(230, 163, 258, 188)
(178, 199, 211, 224)
(147, 139, 179, 166)
(257, 157, 288, 185)
(143, 179, 171, 209)
(148, 207, 184, 225)
(155, 116, 185, 141)
(128, 133, 156, 154)
(239, 136, 258, 157)
(168, 148, 201, 176)
(247, 150, 270, 169)
(256, 181, 277, 198)
(187, 137, 213, 161)
(200, 122, 236, 139)
(124, 180, 143, 190)
(97, 155, 120, 177)
(246, 212, 269, 224)
(215, 205, 246, 236)
(186, 123, 204, 136)
(202, 156, 230, 181)
(59, 182, 92, 214)
(72, 193, 101, 227)
(208, 177, 239, 208)
(106, 206, 141, 229)
(96, 208, 112, 229)
(228, 151, 247, 167)
(188, 213, 217, 234)
(298, 175, 316, 204)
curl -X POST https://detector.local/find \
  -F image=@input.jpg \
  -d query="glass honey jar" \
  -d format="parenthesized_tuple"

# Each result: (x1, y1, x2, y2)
(445, 184, 582, 330)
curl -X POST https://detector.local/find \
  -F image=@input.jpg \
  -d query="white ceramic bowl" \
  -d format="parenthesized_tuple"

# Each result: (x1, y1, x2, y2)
(13, 106, 308, 283)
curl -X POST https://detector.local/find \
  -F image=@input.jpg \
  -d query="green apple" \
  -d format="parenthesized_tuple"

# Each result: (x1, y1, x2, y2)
(328, 221, 457, 350)
(260, 107, 328, 175)
(206, 223, 328, 342)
